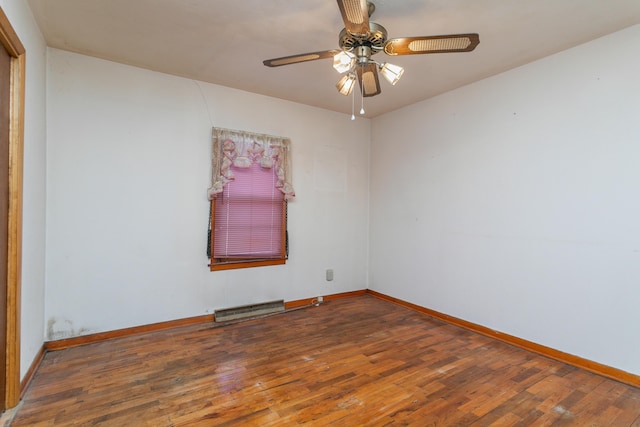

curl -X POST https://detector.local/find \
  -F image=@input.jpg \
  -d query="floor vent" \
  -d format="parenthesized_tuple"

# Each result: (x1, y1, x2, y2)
(214, 300, 285, 323)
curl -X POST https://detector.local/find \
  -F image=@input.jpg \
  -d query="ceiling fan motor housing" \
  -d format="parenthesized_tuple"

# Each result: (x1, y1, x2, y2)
(339, 22, 388, 56)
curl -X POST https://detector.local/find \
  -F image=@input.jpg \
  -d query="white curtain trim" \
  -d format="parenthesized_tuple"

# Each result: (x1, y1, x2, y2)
(207, 127, 295, 201)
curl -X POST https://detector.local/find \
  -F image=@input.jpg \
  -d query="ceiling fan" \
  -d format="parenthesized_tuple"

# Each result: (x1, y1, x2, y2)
(263, 0, 480, 100)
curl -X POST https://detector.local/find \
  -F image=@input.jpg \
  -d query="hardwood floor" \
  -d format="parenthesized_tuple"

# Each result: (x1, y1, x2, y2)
(10, 295, 640, 426)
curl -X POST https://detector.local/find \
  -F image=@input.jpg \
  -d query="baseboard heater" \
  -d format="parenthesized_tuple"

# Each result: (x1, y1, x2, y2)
(214, 299, 285, 323)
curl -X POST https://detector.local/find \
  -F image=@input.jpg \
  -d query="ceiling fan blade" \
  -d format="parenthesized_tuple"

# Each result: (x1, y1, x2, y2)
(263, 50, 340, 67)
(356, 63, 381, 97)
(336, 0, 370, 36)
(384, 34, 480, 56)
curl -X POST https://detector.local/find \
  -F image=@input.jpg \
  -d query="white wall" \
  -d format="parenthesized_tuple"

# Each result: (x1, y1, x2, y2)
(0, 0, 47, 379)
(370, 25, 640, 376)
(45, 48, 370, 339)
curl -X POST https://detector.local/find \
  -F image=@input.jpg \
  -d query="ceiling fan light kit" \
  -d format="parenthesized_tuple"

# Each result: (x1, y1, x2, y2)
(379, 62, 404, 86)
(336, 73, 357, 96)
(333, 50, 357, 73)
(263, 0, 479, 115)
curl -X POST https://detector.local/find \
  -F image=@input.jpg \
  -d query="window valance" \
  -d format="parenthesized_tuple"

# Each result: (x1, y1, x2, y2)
(207, 127, 295, 201)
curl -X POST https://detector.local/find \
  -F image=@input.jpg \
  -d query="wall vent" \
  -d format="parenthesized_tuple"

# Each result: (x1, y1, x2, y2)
(214, 300, 285, 323)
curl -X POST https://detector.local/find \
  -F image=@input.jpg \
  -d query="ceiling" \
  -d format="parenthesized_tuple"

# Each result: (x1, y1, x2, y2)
(27, 0, 640, 118)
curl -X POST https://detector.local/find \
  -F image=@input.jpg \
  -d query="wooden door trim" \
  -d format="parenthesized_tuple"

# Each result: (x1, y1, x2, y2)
(0, 6, 25, 409)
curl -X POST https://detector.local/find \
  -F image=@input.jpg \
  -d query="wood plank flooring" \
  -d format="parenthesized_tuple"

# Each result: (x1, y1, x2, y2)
(10, 295, 640, 426)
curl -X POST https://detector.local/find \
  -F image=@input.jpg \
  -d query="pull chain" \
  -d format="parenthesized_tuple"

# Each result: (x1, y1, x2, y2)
(360, 65, 365, 115)
(351, 76, 355, 120)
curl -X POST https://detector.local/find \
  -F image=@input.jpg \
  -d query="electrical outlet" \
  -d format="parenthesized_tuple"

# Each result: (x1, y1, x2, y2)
(326, 269, 334, 281)
(318, 296, 324, 303)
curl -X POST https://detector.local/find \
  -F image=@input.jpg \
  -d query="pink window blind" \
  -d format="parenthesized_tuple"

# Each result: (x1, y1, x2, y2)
(213, 163, 285, 259)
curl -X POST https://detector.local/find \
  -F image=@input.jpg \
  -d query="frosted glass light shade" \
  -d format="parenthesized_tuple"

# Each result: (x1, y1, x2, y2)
(333, 51, 356, 73)
(336, 73, 356, 96)
(380, 62, 404, 85)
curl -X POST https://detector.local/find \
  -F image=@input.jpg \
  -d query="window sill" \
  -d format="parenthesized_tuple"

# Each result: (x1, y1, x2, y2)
(209, 258, 286, 271)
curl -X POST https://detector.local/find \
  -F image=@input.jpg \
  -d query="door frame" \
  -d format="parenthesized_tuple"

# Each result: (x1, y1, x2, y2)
(0, 6, 25, 409)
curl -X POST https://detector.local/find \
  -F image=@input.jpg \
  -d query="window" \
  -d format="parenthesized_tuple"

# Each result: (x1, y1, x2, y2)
(207, 128, 294, 271)
(210, 163, 287, 270)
